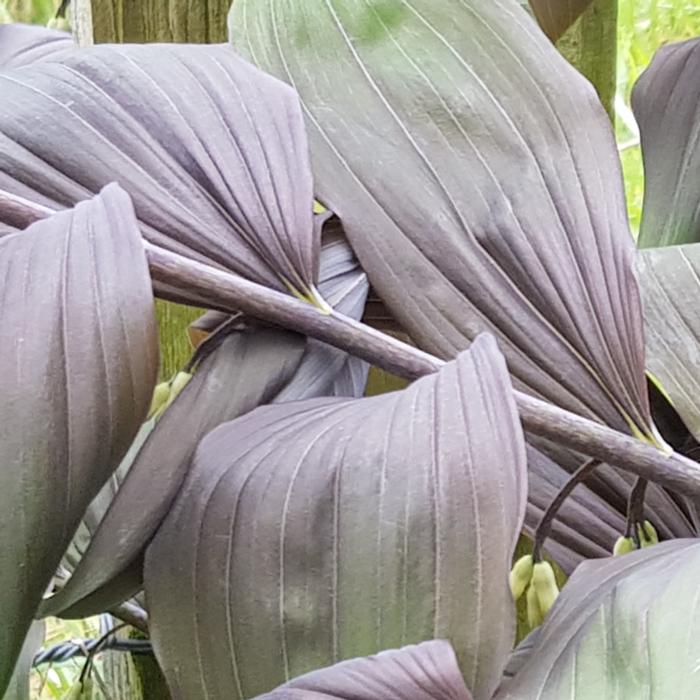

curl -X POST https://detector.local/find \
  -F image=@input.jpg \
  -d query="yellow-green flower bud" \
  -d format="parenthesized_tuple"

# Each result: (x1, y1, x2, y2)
(166, 371, 192, 407)
(613, 536, 636, 556)
(509, 554, 534, 601)
(526, 580, 543, 629)
(638, 521, 659, 548)
(531, 561, 559, 619)
(148, 381, 171, 419)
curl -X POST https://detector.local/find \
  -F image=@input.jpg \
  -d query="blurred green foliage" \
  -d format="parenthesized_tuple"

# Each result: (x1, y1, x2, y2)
(617, 0, 700, 234)
(0, 0, 59, 24)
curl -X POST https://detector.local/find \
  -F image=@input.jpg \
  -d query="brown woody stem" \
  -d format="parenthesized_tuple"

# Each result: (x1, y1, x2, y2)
(5, 190, 700, 499)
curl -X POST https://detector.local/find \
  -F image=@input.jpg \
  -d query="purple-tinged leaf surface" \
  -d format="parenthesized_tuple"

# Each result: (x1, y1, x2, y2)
(525, 437, 697, 573)
(0, 23, 74, 70)
(38, 329, 307, 619)
(633, 38, 700, 248)
(256, 641, 473, 700)
(0, 42, 318, 301)
(495, 540, 700, 699)
(639, 242, 700, 441)
(528, 0, 593, 41)
(40, 227, 369, 618)
(144, 335, 527, 700)
(230, 0, 654, 441)
(0, 185, 158, 694)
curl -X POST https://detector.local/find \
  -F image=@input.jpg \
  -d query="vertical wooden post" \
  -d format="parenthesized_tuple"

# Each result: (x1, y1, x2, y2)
(557, 0, 618, 123)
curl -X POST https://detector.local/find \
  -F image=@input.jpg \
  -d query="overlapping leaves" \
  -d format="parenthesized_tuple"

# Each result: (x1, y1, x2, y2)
(144, 335, 527, 700)
(40, 220, 369, 619)
(230, 0, 654, 442)
(0, 184, 157, 694)
(0, 33, 320, 303)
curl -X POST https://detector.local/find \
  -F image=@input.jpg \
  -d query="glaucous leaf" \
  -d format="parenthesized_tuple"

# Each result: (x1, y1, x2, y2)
(256, 641, 473, 700)
(528, 0, 593, 41)
(145, 335, 527, 700)
(230, 0, 654, 440)
(639, 243, 700, 441)
(633, 38, 700, 248)
(496, 539, 700, 699)
(40, 226, 369, 618)
(0, 184, 158, 694)
(0, 42, 319, 302)
(0, 23, 74, 70)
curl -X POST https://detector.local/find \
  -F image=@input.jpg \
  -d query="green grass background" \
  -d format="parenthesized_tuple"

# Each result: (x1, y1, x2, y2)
(2, 0, 700, 696)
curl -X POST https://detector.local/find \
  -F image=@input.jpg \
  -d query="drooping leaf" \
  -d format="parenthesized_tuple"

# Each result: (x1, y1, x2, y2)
(0, 184, 158, 694)
(633, 38, 700, 248)
(0, 42, 319, 302)
(639, 243, 700, 441)
(230, 0, 654, 440)
(528, 1, 593, 41)
(0, 23, 74, 70)
(145, 335, 527, 700)
(41, 226, 369, 618)
(256, 641, 473, 700)
(495, 539, 700, 699)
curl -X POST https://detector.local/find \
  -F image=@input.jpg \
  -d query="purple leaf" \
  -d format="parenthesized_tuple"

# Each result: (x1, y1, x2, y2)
(0, 42, 319, 302)
(633, 38, 700, 248)
(39, 226, 369, 618)
(0, 184, 158, 694)
(144, 335, 527, 700)
(528, 1, 593, 41)
(0, 23, 74, 70)
(230, 0, 655, 442)
(256, 641, 473, 700)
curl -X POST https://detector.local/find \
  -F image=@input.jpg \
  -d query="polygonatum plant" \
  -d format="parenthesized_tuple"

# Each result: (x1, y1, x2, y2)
(2, 2, 700, 698)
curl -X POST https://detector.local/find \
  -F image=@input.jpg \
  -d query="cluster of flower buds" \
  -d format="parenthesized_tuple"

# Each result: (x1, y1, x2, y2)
(509, 555, 560, 629)
(613, 521, 659, 556)
(148, 371, 192, 420)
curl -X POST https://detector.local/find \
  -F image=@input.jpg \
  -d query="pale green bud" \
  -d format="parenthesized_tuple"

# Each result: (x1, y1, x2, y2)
(509, 554, 534, 601)
(532, 561, 559, 619)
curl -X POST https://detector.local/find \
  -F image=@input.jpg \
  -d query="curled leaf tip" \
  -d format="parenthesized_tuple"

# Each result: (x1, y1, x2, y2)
(509, 554, 534, 601)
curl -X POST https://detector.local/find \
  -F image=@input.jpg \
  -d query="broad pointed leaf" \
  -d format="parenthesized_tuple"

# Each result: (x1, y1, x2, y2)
(230, 0, 654, 439)
(0, 184, 158, 694)
(496, 539, 700, 699)
(256, 641, 473, 700)
(528, 1, 593, 41)
(0, 42, 318, 301)
(144, 335, 527, 700)
(633, 38, 700, 248)
(639, 243, 700, 441)
(40, 227, 369, 618)
(0, 23, 74, 70)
